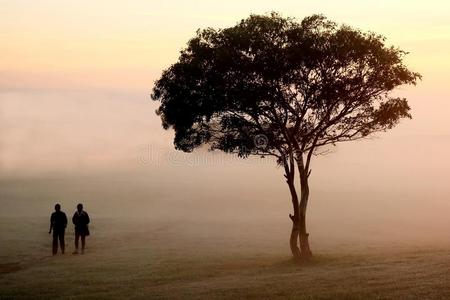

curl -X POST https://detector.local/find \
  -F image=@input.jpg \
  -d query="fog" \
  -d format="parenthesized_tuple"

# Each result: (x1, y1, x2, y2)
(1, 86, 450, 248)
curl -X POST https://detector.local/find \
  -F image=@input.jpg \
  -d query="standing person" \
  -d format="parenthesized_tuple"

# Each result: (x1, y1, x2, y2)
(49, 203, 67, 255)
(72, 203, 90, 254)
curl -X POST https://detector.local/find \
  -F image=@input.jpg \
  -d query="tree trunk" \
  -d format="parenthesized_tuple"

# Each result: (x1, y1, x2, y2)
(290, 221, 302, 259)
(287, 180, 302, 259)
(284, 152, 312, 259)
(298, 213, 312, 257)
(298, 172, 312, 258)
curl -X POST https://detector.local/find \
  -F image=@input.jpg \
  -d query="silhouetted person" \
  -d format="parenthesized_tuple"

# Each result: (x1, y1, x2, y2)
(72, 203, 90, 254)
(49, 203, 67, 255)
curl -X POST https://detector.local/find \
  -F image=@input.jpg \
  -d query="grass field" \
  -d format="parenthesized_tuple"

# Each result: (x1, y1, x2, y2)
(1, 216, 449, 300)
(1, 174, 449, 299)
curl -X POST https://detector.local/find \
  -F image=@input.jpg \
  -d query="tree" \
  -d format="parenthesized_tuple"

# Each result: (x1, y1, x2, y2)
(151, 13, 420, 259)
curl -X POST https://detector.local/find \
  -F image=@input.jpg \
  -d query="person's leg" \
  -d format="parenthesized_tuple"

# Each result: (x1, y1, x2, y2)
(81, 235, 86, 254)
(73, 232, 79, 254)
(59, 230, 65, 254)
(52, 231, 58, 255)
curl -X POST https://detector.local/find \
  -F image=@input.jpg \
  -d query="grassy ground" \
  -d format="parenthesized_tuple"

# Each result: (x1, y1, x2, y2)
(1, 216, 449, 300)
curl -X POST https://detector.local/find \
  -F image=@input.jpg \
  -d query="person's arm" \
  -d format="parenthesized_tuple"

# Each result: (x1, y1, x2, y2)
(63, 213, 68, 228)
(85, 212, 90, 225)
(72, 213, 76, 225)
(49, 214, 54, 234)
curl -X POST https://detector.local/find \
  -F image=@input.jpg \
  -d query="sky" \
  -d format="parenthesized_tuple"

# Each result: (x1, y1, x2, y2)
(1, 1, 450, 224)
(1, 0, 450, 168)
(1, 0, 450, 91)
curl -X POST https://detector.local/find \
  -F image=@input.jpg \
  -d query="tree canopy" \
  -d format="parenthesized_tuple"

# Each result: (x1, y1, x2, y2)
(151, 13, 420, 164)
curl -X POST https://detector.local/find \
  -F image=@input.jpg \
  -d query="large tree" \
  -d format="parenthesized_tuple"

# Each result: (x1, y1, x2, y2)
(151, 13, 420, 259)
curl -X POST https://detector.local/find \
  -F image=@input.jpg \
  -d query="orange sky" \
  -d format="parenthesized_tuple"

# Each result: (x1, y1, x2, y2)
(1, 0, 450, 90)
(1, 0, 450, 174)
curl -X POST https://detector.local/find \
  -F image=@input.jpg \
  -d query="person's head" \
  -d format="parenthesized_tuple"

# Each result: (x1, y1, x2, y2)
(54, 203, 61, 212)
(77, 203, 83, 212)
